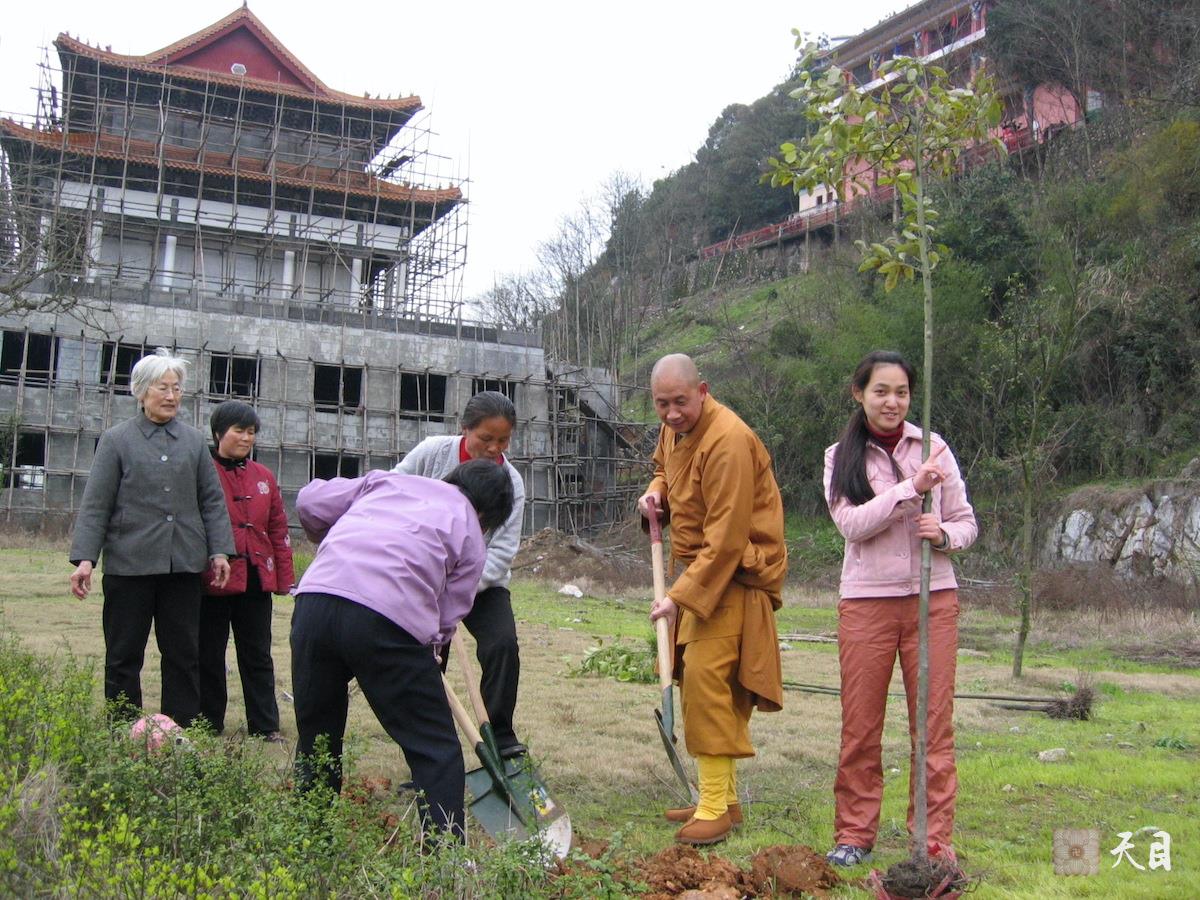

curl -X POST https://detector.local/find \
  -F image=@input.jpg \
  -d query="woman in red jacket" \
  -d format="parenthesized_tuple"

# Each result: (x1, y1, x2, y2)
(199, 401, 294, 742)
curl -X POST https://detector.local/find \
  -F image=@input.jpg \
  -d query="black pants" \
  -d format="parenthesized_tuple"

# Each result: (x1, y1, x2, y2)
(198, 569, 280, 735)
(290, 592, 465, 838)
(101, 572, 203, 727)
(458, 585, 521, 750)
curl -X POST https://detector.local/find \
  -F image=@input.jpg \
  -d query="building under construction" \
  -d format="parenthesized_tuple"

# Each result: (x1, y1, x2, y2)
(0, 7, 650, 534)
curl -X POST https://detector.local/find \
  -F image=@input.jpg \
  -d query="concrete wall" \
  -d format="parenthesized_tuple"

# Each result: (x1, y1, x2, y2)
(0, 296, 569, 534)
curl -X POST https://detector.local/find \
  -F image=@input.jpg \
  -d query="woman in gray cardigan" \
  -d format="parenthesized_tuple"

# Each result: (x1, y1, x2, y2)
(393, 390, 527, 756)
(69, 348, 234, 727)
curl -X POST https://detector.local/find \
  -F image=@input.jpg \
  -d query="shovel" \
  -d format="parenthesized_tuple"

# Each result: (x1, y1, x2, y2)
(646, 497, 698, 803)
(446, 634, 572, 859)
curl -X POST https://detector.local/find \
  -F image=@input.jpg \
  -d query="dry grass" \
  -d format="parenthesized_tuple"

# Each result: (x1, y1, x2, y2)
(0, 551, 1015, 822)
(5, 545, 1200, 892)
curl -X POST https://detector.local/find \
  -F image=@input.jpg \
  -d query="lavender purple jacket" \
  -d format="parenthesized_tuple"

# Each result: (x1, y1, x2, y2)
(295, 470, 486, 645)
(824, 421, 977, 599)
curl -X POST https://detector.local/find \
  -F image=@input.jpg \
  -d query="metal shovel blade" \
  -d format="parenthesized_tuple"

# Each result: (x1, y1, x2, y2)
(465, 764, 529, 840)
(464, 757, 573, 860)
(655, 705, 697, 803)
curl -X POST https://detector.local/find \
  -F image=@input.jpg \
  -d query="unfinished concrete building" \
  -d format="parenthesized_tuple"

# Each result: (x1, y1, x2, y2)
(0, 7, 646, 534)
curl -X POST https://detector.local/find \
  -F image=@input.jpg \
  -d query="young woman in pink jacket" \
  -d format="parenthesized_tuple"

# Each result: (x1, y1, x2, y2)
(822, 351, 978, 868)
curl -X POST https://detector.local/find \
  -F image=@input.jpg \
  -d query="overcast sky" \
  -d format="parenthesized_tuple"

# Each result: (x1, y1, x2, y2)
(2, 1, 904, 305)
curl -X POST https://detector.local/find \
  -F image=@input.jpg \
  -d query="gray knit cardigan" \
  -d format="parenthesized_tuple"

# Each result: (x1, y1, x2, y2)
(393, 436, 524, 590)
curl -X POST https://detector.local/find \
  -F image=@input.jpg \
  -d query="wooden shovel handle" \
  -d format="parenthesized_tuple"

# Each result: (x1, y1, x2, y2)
(655, 615, 673, 691)
(451, 631, 490, 726)
(647, 497, 673, 690)
(443, 674, 483, 746)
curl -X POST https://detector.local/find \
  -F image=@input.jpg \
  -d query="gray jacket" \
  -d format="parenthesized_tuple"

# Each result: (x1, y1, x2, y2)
(393, 436, 525, 590)
(69, 415, 235, 576)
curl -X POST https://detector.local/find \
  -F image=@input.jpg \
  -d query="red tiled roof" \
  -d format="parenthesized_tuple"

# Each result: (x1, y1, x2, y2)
(0, 119, 460, 208)
(55, 7, 422, 114)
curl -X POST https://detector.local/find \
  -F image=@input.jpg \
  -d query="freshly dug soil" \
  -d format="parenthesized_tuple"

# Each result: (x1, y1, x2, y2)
(639, 845, 757, 900)
(749, 845, 842, 896)
(635, 843, 841, 899)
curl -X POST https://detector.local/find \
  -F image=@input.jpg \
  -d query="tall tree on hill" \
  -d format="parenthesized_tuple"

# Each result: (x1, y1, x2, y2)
(696, 90, 810, 242)
(766, 39, 1001, 868)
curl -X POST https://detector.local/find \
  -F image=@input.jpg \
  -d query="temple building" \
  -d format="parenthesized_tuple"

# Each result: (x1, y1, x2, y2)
(0, 7, 638, 533)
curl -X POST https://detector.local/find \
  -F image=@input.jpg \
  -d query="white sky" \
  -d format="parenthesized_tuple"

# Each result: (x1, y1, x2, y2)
(1, 1, 904, 302)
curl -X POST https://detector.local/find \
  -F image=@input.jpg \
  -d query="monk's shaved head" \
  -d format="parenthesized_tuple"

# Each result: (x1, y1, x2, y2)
(651, 354, 701, 390)
(650, 354, 707, 434)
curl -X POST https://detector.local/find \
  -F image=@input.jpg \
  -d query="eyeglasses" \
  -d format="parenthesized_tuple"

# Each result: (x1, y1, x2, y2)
(151, 383, 184, 395)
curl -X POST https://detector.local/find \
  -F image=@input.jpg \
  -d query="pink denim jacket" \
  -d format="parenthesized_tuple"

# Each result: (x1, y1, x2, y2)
(824, 421, 977, 599)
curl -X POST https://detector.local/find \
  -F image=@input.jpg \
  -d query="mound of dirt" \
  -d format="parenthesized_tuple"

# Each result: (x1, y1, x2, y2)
(639, 845, 757, 900)
(749, 845, 842, 897)
(514, 527, 650, 592)
(633, 843, 842, 900)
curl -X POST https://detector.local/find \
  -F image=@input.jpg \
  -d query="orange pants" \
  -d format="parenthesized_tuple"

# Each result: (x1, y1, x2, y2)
(833, 589, 959, 850)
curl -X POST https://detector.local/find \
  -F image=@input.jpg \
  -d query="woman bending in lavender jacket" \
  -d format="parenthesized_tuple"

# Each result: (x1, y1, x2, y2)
(822, 351, 978, 869)
(290, 459, 513, 839)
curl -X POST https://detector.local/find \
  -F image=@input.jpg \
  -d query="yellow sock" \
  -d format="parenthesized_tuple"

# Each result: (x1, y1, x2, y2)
(727, 760, 738, 806)
(694, 755, 733, 820)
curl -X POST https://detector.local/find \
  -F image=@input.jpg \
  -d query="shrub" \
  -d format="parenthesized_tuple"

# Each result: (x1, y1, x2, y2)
(571, 637, 657, 684)
(0, 632, 557, 898)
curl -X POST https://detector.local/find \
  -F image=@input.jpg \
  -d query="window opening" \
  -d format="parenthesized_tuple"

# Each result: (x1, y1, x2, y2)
(312, 451, 360, 480)
(313, 364, 363, 411)
(399, 372, 447, 417)
(1, 331, 56, 384)
(100, 342, 145, 392)
(471, 377, 515, 401)
(5, 432, 46, 490)
(209, 354, 260, 397)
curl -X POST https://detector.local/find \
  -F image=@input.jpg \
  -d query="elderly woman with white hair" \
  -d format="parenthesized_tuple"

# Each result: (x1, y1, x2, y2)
(69, 348, 235, 727)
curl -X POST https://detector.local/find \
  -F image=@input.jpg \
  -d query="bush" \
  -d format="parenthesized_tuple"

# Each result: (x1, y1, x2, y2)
(571, 637, 657, 684)
(0, 632, 558, 898)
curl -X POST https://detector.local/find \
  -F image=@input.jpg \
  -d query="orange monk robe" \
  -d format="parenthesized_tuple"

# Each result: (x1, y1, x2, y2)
(647, 396, 787, 755)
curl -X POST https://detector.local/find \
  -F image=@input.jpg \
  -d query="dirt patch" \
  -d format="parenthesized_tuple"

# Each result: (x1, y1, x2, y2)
(749, 845, 842, 897)
(574, 836, 610, 859)
(514, 527, 650, 593)
(639, 845, 757, 900)
(634, 843, 839, 899)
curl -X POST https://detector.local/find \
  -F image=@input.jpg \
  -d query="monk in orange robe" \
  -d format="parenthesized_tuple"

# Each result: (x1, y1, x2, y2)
(639, 353, 787, 846)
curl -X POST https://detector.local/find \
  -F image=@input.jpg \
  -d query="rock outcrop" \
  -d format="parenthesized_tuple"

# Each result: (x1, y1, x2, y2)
(1041, 463, 1200, 584)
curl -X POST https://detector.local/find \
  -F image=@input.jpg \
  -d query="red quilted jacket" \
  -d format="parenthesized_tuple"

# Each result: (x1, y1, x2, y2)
(203, 454, 295, 596)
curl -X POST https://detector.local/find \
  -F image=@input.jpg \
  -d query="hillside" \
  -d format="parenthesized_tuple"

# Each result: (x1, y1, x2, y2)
(614, 116, 1200, 556)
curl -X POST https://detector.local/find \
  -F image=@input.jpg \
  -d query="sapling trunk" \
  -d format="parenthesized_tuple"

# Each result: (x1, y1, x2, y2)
(913, 142, 933, 865)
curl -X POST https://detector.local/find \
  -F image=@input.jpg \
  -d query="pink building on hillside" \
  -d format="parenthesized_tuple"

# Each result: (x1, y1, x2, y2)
(700, 0, 1088, 260)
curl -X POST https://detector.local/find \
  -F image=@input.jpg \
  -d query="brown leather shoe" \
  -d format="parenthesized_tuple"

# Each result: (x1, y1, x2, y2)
(674, 813, 733, 846)
(664, 802, 743, 826)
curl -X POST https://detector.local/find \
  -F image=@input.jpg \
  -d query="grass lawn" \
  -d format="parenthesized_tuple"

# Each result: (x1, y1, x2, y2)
(3, 545, 1197, 897)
